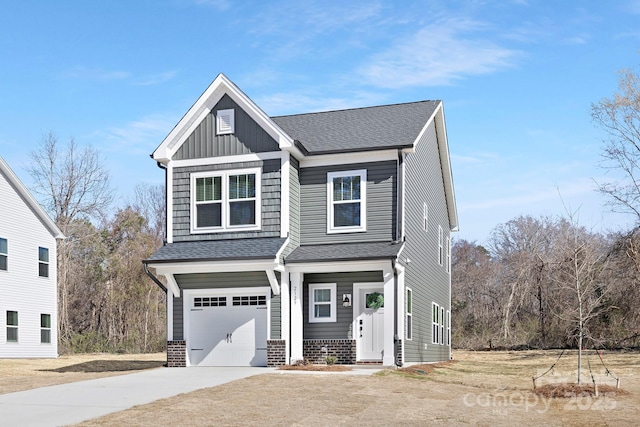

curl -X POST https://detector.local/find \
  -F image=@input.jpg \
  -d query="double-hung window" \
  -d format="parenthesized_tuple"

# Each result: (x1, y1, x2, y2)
(6, 311, 18, 342)
(192, 168, 261, 232)
(327, 169, 366, 233)
(41, 314, 51, 344)
(309, 283, 337, 323)
(39, 247, 49, 278)
(438, 226, 444, 266)
(406, 288, 413, 341)
(0, 238, 7, 271)
(432, 302, 439, 344)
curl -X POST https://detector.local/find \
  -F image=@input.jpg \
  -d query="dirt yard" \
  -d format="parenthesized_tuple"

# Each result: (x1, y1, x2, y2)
(2, 350, 639, 426)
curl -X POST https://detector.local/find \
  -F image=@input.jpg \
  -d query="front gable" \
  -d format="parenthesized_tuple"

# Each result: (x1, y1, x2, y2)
(173, 94, 281, 160)
(153, 73, 301, 164)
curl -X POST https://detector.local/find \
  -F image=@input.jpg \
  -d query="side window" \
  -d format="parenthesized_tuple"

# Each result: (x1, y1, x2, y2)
(440, 306, 445, 345)
(446, 236, 451, 273)
(41, 314, 51, 344)
(309, 283, 337, 323)
(6, 311, 18, 342)
(423, 203, 428, 232)
(432, 302, 439, 344)
(446, 310, 451, 346)
(327, 170, 366, 233)
(39, 247, 49, 278)
(0, 238, 7, 271)
(438, 226, 444, 266)
(406, 288, 413, 341)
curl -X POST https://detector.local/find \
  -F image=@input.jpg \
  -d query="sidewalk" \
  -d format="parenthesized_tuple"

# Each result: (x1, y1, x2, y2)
(0, 366, 274, 427)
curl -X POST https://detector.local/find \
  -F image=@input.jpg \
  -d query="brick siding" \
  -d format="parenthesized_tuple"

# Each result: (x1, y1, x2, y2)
(167, 340, 186, 367)
(303, 339, 356, 364)
(267, 339, 287, 366)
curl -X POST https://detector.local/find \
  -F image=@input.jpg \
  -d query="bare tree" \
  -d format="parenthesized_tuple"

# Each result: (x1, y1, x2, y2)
(592, 66, 640, 221)
(28, 132, 114, 345)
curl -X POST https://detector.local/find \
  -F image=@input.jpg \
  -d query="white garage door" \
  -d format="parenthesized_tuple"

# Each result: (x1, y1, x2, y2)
(187, 293, 268, 367)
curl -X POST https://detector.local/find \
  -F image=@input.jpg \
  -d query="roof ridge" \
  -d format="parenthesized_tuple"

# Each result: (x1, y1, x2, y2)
(271, 100, 440, 119)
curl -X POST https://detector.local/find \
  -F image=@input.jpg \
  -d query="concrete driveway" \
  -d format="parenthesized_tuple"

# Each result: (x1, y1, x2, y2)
(0, 366, 274, 427)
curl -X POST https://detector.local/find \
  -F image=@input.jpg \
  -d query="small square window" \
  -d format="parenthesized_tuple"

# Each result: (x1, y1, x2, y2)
(7, 310, 18, 342)
(309, 283, 337, 323)
(39, 247, 49, 278)
(216, 109, 235, 135)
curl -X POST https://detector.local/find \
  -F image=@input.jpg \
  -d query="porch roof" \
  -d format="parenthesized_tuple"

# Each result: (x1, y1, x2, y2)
(285, 241, 404, 264)
(143, 237, 287, 263)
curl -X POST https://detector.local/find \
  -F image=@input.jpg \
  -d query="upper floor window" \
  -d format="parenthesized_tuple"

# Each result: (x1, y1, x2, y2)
(191, 168, 261, 233)
(423, 203, 428, 232)
(438, 226, 444, 266)
(327, 169, 366, 234)
(6, 311, 18, 342)
(309, 283, 337, 323)
(0, 238, 6, 271)
(38, 247, 49, 278)
(406, 288, 413, 341)
(216, 109, 235, 135)
(446, 236, 451, 273)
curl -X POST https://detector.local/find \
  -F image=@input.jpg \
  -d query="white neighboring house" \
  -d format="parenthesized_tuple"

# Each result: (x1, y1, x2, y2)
(0, 156, 64, 358)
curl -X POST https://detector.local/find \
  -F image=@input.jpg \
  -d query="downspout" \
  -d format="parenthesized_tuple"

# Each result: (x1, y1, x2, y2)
(144, 262, 167, 293)
(156, 159, 169, 245)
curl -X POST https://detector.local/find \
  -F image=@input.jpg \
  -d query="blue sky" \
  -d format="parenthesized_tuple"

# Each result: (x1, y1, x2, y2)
(1, 0, 639, 243)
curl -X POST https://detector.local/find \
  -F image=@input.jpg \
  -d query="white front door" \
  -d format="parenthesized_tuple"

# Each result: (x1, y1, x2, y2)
(186, 292, 268, 366)
(356, 285, 385, 361)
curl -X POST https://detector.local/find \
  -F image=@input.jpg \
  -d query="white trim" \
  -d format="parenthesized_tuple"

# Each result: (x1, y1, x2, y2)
(163, 274, 180, 298)
(190, 167, 262, 233)
(266, 269, 280, 295)
(290, 272, 303, 361)
(438, 225, 444, 266)
(280, 271, 290, 363)
(166, 163, 174, 243)
(327, 169, 367, 234)
(432, 302, 439, 345)
(400, 152, 406, 241)
(382, 266, 395, 365)
(280, 153, 290, 238)
(308, 283, 337, 323)
(300, 149, 397, 168)
(150, 260, 281, 276)
(167, 289, 174, 341)
(423, 202, 429, 232)
(171, 151, 285, 169)
(286, 259, 392, 274)
(216, 108, 235, 135)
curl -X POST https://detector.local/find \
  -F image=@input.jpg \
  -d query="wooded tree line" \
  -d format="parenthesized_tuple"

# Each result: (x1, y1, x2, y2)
(452, 216, 640, 350)
(28, 134, 167, 353)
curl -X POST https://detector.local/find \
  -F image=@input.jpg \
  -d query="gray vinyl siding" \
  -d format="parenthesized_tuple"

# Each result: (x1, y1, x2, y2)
(172, 271, 275, 340)
(174, 95, 279, 160)
(281, 157, 300, 260)
(303, 271, 383, 340)
(172, 159, 281, 242)
(401, 121, 451, 363)
(299, 161, 397, 245)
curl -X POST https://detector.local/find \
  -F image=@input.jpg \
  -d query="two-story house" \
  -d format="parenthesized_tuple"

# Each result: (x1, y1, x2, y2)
(0, 156, 64, 358)
(144, 74, 457, 367)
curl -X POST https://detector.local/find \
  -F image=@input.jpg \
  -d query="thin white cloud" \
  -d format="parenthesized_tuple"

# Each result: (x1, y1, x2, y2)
(90, 114, 176, 155)
(134, 71, 178, 86)
(62, 67, 130, 81)
(358, 18, 521, 88)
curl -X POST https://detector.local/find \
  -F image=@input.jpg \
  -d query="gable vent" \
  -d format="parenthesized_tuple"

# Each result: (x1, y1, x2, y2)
(216, 109, 235, 135)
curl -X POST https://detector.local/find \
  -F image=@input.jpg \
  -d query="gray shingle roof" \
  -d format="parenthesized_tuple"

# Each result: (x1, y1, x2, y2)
(271, 101, 440, 155)
(144, 237, 287, 263)
(285, 241, 404, 264)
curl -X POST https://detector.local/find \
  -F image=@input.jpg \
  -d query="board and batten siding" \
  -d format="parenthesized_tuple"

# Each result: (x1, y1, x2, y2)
(401, 120, 452, 363)
(299, 161, 397, 245)
(173, 94, 280, 160)
(0, 171, 58, 358)
(172, 159, 281, 242)
(303, 271, 383, 340)
(172, 271, 279, 340)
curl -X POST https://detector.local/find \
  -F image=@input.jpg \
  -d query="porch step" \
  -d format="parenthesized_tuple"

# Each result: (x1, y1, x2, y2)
(356, 360, 383, 365)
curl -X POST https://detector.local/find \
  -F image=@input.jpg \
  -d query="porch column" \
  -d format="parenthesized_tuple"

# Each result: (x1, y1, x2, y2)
(166, 287, 174, 341)
(290, 272, 304, 362)
(395, 263, 405, 366)
(383, 266, 395, 366)
(280, 271, 291, 363)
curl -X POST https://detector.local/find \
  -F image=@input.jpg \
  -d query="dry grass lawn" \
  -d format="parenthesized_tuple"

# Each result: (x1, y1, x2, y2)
(0, 353, 165, 395)
(3, 350, 639, 426)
